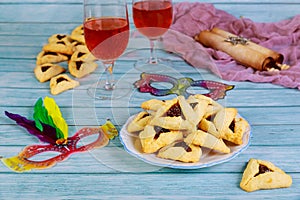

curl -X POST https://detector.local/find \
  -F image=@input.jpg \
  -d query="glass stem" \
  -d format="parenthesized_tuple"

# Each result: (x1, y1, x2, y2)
(103, 62, 115, 90)
(149, 39, 158, 64)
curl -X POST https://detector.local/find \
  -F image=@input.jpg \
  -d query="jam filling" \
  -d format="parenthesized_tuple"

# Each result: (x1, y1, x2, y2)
(56, 34, 66, 40)
(56, 77, 68, 83)
(190, 102, 198, 109)
(254, 164, 273, 177)
(75, 61, 83, 70)
(141, 113, 150, 119)
(166, 102, 185, 119)
(73, 41, 80, 46)
(77, 52, 85, 58)
(153, 126, 170, 140)
(229, 120, 235, 132)
(206, 114, 216, 121)
(174, 141, 192, 152)
(44, 52, 58, 56)
(57, 41, 66, 45)
(41, 65, 51, 72)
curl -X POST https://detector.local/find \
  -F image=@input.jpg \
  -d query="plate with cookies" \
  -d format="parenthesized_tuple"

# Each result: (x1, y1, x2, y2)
(120, 94, 251, 169)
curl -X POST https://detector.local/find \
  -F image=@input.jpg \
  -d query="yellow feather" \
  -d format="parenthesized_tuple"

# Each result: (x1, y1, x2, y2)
(101, 119, 118, 140)
(44, 97, 68, 139)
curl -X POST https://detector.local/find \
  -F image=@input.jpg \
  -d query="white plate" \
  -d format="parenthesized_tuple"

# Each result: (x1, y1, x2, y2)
(119, 114, 251, 169)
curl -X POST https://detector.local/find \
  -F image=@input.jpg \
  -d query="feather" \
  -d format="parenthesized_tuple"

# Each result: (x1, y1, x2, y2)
(43, 97, 68, 139)
(5, 111, 57, 144)
(33, 98, 55, 132)
(101, 119, 118, 140)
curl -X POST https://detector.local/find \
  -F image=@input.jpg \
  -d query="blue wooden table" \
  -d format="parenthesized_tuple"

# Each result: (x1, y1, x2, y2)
(0, 0, 299, 199)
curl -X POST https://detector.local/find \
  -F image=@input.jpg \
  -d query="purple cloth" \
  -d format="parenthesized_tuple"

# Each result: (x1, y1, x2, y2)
(163, 2, 300, 89)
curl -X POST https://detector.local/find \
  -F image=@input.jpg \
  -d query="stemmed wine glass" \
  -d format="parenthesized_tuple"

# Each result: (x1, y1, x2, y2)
(84, 0, 130, 100)
(132, 0, 173, 72)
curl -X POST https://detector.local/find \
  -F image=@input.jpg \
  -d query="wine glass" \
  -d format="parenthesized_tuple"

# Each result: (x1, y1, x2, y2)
(84, 0, 130, 100)
(132, 0, 173, 72)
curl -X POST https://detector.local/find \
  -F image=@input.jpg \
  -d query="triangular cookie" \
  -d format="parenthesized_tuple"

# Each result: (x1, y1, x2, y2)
(70, 49, 96, 62)
(141, 99, 167, 112)
(73, 44, 90, 53)
(199, 117, 221, 138)
(199, 107, 237, 138)
(240, 158, 292, 192)
(139, 125, 183, 153)
(68, 60, 98, 78)
(50, 74, 79, 95)
(43, 39, 74, 55)
(187, 95, 211, 121)
(184, 129, 230, 154)
(157, 140, 202, 163)
(149, 97, 195, 130)
(213, 107, 237, 138)
(222, 117, 249, 145)
(34, 63, 66, 83)
(36, 51, 68, 65)
(48, 34, 71, 43)
(71, 24, 84, 36)
(127, 111, 152, 133)
(153, 97, 179, 118)
(193, 94, 223, 111)
(70, 25, 85, 44)
(179, 96, 209, 126)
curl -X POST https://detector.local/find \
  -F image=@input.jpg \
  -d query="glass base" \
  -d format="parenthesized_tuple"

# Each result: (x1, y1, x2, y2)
(87, 80, 132, 100)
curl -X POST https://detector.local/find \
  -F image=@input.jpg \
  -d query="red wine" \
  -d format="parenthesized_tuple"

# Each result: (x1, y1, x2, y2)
(133, 1, 172, 39)
(84, 17, 129, 61)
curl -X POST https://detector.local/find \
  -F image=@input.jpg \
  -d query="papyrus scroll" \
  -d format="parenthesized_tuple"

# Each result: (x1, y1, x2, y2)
(194, 27, 284, 71)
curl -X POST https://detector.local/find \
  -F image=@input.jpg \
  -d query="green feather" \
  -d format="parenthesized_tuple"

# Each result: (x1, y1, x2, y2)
(32, 97, 68, 140)
(33, 98, 55, 132)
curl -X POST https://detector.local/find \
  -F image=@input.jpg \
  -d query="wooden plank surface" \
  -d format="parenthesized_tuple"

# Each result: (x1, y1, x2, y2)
(0, 0, 299, 199)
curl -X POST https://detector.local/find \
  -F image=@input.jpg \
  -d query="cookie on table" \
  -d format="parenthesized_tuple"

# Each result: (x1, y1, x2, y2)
(50, 74, 80, 95)
(34, 63, 66, 83)
(72, 43, 89, 52)
(139, 125, 183, 154)
(36, 51, 69, 65)
(70, 25, 85, 44)
(72, 24, 84, 36)
(48, 34, 72, 43)
(70, 49, 97, 62)
(43, 39, 74, 55)
(240, 158, 292, 192)
(70, 34, 85, 44)
(68, 60, 98, 78)
(157, 140, 202, 163)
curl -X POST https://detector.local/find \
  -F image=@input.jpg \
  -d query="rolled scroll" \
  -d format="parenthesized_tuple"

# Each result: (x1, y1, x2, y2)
(194, 27, 284, 71)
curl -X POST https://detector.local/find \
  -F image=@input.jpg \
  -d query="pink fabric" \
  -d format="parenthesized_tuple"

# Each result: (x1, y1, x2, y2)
(163, 2, 300, 89)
